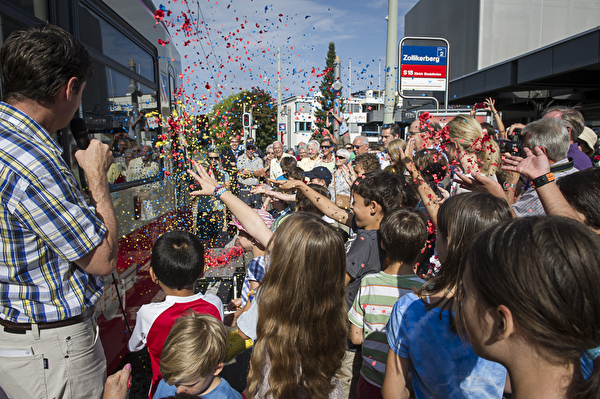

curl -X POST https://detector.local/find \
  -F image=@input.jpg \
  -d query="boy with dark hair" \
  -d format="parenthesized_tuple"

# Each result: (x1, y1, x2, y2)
(348, 208, 428, 398)
(128, 231, 224, 396)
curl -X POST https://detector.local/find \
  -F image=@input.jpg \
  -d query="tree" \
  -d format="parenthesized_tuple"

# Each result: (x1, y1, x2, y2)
(314, 42, 345, 140)
(205, 89, 276, 151)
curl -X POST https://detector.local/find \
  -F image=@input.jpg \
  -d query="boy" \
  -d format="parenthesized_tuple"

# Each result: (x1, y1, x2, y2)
(128, 231, 224, 396)
(348, 208, 428, 399)
(274, 170, 409, 398)
(154, 312, 242, 398)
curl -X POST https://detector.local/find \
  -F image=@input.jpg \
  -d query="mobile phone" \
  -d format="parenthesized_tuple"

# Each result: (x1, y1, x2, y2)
(474, 103, 487, 109)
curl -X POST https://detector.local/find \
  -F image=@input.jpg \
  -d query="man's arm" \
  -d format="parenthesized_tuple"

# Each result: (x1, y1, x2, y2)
(74, 140, 118, 276)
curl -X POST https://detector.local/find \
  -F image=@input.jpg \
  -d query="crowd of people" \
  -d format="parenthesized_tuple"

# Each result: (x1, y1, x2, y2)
(2, 23, 600, 399)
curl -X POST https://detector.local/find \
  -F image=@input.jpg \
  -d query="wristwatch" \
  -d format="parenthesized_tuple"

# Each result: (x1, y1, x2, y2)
(531, 172, 555, 189)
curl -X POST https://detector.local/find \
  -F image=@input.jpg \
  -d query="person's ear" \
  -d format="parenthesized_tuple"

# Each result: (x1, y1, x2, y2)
(148, 267, 159, 284)
(370, 200, 381, 216)
(494, 305, 515, 342)
(213, 363, 224, 376)
(64, 77, 80, 102)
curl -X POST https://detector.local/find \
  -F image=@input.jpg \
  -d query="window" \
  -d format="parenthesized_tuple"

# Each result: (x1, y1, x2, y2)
(3, 1, 47, 21)
(78, 4, 154, 82)
(295, 122, 312, 132)
(295, 102, 312, 114)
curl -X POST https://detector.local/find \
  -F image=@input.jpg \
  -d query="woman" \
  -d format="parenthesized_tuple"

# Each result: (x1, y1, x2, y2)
(385, 138, 408, 175)
(331, 148, 352, 209)
(298, 140, 321, 171)
(297, 144, 308, 161)
(194, 150, 230, 244)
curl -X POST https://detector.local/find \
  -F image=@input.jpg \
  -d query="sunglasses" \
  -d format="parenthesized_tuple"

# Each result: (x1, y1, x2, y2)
(336, 156, 346, 160)
(208, 156, 219, 160)
(321, 145, 331, 149)
(353, 145, 365, 149)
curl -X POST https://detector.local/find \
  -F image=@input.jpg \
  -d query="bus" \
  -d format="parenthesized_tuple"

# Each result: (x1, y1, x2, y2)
(0, 0, 190, 372)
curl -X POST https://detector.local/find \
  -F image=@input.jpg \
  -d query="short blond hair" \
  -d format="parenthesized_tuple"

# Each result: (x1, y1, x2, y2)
(160, 312, 227, 385)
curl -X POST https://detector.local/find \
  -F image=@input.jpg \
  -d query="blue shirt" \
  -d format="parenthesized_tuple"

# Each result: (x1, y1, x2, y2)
(241, 255, 265, 307)
(153, 377, 243, 399)
(0, 102, 106, 323)
(387, 293, 507, 398)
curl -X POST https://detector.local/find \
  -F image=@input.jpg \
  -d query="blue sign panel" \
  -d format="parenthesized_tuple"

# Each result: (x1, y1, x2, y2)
(401, 45, 447, 66)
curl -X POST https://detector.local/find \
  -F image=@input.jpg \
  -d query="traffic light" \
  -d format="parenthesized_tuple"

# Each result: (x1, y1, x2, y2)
(243, 113, 251, 128)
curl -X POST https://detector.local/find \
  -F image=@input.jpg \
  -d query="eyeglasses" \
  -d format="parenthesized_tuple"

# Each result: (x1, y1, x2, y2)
(320, 145, 331, 149)
(208, 156, 219, 160)
(335, 156, 346, 160)
(353, 144, 365, 149)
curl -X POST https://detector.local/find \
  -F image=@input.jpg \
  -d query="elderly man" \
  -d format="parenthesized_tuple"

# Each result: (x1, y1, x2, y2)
(378, 123, 400, 168)
(542, 106, 592, 171)
(352, 135, 370, 156)
(237, 143, 265, 208)
(0, 24, 117, 397)
(509, 118, 578, 217)
(269, 141, 294, 179)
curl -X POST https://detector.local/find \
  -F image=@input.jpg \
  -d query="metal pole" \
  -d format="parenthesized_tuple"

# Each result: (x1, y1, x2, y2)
(383, 0, 398, 125)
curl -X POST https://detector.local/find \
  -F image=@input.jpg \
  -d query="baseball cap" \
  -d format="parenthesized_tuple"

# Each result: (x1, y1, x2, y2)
(303, 166, 332, 186)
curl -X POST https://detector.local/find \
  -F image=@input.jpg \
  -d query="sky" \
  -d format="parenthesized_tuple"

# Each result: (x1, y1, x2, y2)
(151, 0, 419, 113)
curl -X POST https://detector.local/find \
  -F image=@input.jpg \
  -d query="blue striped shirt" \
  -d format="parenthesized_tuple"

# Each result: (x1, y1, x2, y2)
(0, 102, 107, 323)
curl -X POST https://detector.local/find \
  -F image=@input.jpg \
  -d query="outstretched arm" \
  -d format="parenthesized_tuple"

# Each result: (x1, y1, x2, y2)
(399, 139, 441, 227)
(272, 179, 354, 227)
(502, 147, 581, 221)
(188, 161, 272, 247)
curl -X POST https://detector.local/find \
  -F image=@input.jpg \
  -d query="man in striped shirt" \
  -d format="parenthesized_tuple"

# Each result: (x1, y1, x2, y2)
(0, 24, 117, 398)
(348, 208, 428, 399)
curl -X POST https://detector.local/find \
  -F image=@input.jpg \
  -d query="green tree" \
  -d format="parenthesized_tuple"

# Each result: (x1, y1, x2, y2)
(314, 42, 345, 139)
(205, 89, 276, 151)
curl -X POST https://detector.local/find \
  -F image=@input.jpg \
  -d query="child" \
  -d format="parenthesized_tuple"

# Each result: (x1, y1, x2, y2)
(188, 162, 347, 399)
(128, 231, 224, 397)
(348, 208, 428, 399)
(244, 213, 348, 398)
(457, 216, 600, 399)
(153, 312, 242, 398)
(382, 193, 512, 399)
(274, 170, 410, 398)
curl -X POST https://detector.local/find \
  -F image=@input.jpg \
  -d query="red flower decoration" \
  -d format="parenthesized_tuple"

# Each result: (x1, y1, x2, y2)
(419, 112, 431, 122)
(154, 9, 165, 22)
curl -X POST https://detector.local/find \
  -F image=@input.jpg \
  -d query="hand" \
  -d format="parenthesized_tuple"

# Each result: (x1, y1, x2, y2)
(453, 171, 504, 197)
(271, 179, 304, 191)
(188, 160, 219, 196)
(501, 146, 550, 180)
(507, 123, 526, 138)
(103, 364, 131, 399)
(484, 97, 496, 113)
(398, 139, 415, 166)
(469, 105, 477, 116)
(228, 298, 242, 311)
(75, 139, 113, 178)
(254, 168, 266, 177)
(251, 185, 267, 194)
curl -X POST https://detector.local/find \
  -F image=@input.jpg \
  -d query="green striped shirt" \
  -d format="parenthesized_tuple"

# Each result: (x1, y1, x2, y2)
(348, 272, 424, 388)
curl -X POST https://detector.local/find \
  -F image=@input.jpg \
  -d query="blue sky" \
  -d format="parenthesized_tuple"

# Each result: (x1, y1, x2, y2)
(152, 0, 419, 112)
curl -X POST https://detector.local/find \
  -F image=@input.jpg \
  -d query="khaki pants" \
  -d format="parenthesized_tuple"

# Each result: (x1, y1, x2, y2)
(0, 315, 106, 399)
(336, 348, 362, 399)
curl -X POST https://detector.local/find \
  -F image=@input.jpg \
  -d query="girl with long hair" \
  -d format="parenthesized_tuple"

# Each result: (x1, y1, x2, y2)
(382, 192, 513, 399)
(188, 162, 348, 399)
(457, 216, 600, 399)
(246, 213, 348, 398)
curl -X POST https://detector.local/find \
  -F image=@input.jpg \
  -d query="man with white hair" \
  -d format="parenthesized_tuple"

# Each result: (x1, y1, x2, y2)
(511, 118, 578, 217)
(269, 141, 293, 179)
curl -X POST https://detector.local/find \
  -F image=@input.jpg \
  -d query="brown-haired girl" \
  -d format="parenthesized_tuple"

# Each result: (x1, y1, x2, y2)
(458, 216, 600, 399)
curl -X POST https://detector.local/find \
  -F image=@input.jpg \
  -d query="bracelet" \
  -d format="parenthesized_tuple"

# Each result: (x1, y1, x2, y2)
(213, 185, 227, 198)
(503, 182, 516, 190)
(531, 172, 555, 189)
(493, 111, 499, 115)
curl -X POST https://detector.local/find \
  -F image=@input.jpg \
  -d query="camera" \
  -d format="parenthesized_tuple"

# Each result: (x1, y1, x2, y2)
(496, 130, 524, 157)
(474, 103, 487, 109)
